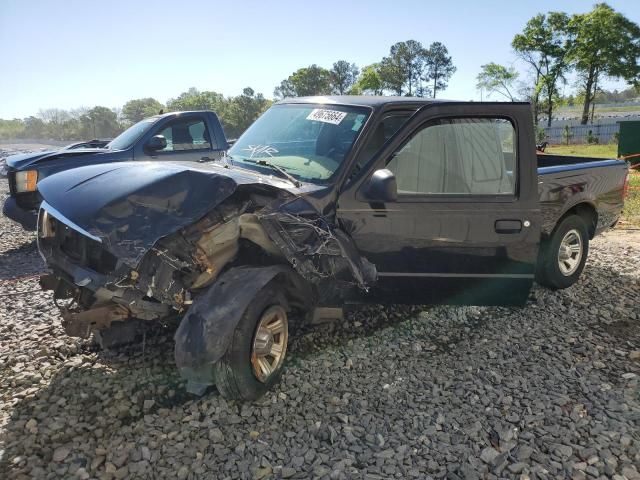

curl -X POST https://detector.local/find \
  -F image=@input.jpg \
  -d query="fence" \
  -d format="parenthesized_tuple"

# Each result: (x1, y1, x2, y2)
(541, 123, 619, 145)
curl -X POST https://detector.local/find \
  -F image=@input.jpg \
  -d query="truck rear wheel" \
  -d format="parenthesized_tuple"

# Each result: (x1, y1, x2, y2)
(536, 214, 589, 290)
(213, 284, 289, 401)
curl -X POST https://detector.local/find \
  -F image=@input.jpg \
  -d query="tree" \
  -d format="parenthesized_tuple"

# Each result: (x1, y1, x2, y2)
(39, 108, 72, 140)
(166, 88, 225, 112)
(513, 12, 571, 126)
(274, 65, 332, 99)
(567, 3, 640, 124)
(221, 87, 271, 138)
(122, 98, 164, 124)
(476, 63, 519, 101)
(330, 60, 359, 94)
(80, 106, 121, 138)
(353, 64, 384, 95)
(379, 40, 427, 96)
(423, 42, 456, 98)
(23, 116, 46, 138)
(0, 119, 26, 140)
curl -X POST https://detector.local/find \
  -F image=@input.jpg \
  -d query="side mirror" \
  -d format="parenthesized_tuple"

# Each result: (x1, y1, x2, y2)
(146, 135, 167, 152)
(365, 169, 398, 203)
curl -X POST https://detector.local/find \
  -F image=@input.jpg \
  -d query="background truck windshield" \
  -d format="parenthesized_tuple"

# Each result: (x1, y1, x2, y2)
(107, 117, 156, 151)
(228, 104, 369, 183)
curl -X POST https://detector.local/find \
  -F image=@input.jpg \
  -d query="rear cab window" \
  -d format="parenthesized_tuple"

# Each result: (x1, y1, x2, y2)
(155, 117, 214, 152)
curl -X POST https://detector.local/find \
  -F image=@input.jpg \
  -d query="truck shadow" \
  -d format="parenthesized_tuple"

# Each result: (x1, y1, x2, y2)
(0, 239, 44, 281)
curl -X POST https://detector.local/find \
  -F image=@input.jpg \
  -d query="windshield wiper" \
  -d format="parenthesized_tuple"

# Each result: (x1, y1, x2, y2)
(251, 159, 301, 187)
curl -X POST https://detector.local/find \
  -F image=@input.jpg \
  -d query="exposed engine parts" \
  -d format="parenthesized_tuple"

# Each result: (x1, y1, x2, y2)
(39, 188, 376, 343)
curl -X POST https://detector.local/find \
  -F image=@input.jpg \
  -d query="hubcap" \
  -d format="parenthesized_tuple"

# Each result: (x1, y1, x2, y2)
(557, 229, 583, 276)
(251, 305, 288, 383)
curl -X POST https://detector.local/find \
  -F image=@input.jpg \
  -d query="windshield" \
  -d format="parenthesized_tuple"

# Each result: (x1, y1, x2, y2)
(107, 117, 156, 151)
(228, 104, 370, 184)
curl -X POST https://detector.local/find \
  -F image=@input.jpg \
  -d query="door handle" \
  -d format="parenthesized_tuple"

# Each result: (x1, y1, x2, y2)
(495, 219, 522, 234)
(200, 156, 213, 162)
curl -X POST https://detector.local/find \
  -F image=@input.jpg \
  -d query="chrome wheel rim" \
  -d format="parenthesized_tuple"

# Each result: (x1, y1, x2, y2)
(557, 229, 582, 276)
(251, 305, 288, 383)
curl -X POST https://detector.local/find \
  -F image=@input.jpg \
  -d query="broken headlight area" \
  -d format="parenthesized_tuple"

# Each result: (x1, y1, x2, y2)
(38, 211, 119, 275)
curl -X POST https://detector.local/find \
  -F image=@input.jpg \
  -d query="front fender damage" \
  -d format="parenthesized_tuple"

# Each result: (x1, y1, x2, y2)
(174, 265, 313, 394)
(40, 179, 378, 391)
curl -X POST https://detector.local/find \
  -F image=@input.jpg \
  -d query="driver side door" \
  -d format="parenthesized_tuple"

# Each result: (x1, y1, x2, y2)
(138, 115, 220, 163)
(337, 102, 540, 306)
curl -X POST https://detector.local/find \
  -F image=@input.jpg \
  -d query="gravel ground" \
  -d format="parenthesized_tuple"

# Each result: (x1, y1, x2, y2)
(0, 177, 639, 480)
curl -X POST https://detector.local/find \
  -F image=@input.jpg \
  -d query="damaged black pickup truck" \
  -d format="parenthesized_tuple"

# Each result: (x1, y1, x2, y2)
(35, 97, 628, 400)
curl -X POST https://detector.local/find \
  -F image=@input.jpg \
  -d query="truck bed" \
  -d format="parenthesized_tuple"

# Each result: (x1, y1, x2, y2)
(537, 153, 623, 172)
(536, 153, 628, 237)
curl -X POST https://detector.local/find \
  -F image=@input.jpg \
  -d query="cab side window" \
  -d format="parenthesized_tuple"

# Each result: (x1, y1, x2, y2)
(156, 118, 213, 152)
(386, 118, 516, 195)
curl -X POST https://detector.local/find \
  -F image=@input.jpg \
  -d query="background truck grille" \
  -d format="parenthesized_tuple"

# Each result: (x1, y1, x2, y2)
(7, 171, 16, 194)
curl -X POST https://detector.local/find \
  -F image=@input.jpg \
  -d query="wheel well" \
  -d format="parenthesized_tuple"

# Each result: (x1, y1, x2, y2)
(564, 203, 598, 239)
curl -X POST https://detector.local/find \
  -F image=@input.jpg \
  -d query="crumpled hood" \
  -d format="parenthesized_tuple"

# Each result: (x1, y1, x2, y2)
(7, 148, 112, 171)
(38, 161, 294, 265)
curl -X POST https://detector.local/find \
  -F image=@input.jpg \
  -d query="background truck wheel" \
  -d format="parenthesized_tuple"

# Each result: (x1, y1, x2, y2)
(213, 284, 289, 401)
(536, 214, 589, 290)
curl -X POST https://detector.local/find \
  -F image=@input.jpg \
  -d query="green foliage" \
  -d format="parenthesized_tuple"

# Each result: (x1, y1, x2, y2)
(586, 129, 599, 144)
(330, 61, 359, 95)
(353, 64, 384, 95)
(545, 143, 617, 158)
(273, 65, 332, 99)
(594, 86, 640, 103)
(380, 40, 425, 95)
(424, 42, 456, 98)
(536, 125, 546, 144)
(476, 63, 519, 101)
(379, 40, 428, 96)
(122, 98, 164, 124)
(0, 119, 26, 140)
(512, 12, 571, 126)
(166, 88, 225, 112)
(567, 3, 640, 124)
(562, 124, 573, 145)
(0, 86, 270, 141)
(80, 106, 121, 138)
(219, 87, 271, 139)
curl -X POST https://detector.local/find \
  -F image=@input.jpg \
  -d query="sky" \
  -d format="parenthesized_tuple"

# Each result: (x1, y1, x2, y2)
(1, 0, 639, 119)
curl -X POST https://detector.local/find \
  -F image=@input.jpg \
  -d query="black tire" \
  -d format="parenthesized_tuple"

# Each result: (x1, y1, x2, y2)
(213, 283, 289, 401)
(536, 215, 589, 290)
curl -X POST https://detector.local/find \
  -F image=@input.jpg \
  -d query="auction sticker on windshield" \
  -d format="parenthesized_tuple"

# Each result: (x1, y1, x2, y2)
(306, 109, 348, 125)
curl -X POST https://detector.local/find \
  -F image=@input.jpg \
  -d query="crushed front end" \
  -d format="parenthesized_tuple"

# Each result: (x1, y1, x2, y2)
(37, 202, 174, 339)
(37, 189, 377, 346)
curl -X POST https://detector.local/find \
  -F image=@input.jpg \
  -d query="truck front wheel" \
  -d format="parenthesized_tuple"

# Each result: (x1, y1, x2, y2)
(213, 284, 289, 400)
(536, 214, 589, 290)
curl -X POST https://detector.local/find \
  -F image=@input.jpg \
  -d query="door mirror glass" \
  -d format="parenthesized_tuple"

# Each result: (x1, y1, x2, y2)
(366, 169, 397, 202)
(146, 135, 167, 152)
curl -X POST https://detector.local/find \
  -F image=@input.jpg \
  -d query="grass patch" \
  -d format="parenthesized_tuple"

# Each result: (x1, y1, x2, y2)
(555, 105, 640, 115)
(544, 144, 618, 158)
(624, 172, 640, 226)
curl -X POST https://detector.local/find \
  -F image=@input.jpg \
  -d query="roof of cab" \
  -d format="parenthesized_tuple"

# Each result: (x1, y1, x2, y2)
(276, 95, 448, 109)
